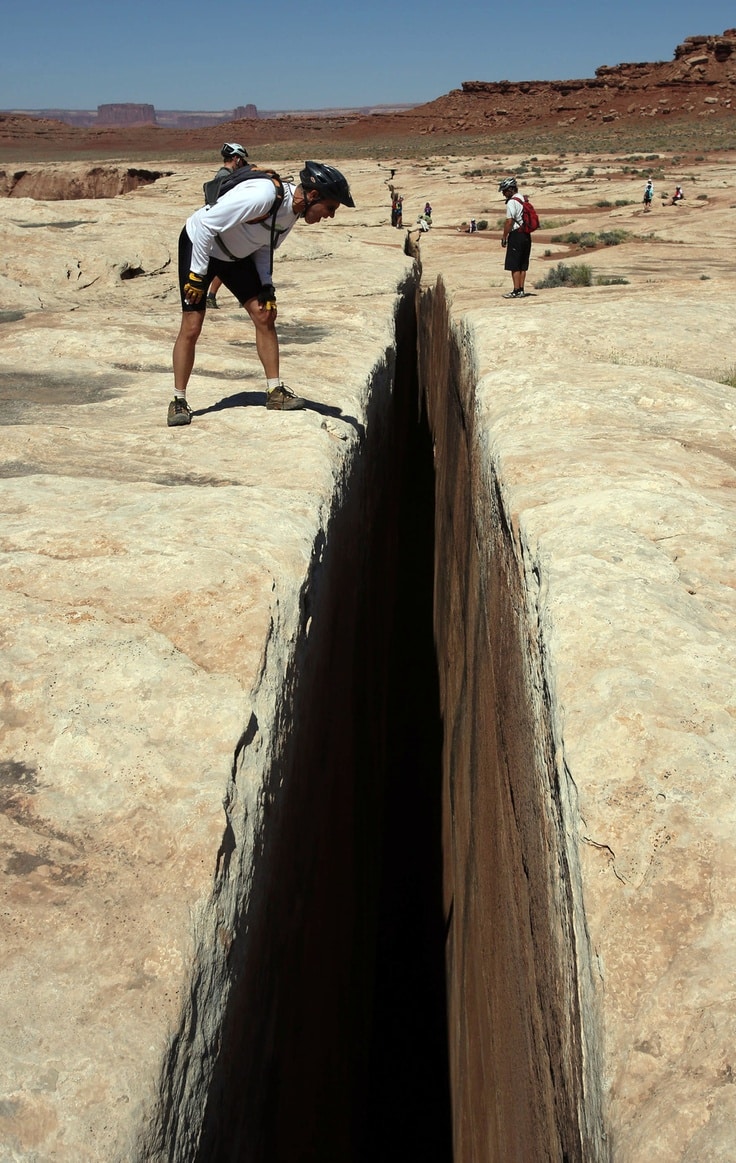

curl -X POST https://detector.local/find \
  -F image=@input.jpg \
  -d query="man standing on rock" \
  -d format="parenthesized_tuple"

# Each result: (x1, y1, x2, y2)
(168, 160, 355, 426)
(499, 176, 531, 298)
(204, 143, 250, 310)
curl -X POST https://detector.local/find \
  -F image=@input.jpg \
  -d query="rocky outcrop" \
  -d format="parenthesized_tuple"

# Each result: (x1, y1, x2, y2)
(406, 28, 736, 130)
(232, 104, 258, 120)
(0, 165, 171, 199)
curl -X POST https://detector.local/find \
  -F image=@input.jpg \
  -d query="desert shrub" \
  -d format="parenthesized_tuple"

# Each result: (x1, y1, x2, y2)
(596, 199, 613, 207)
(595, 275, 629, 285)
(550, 231, 598, 248)
(614, 199, 633, 206)
(550, 229, 630, 248)
(535, 262, 592, 289)
(696, 193, 708, 200)
(476, 220, 488, 230)
(598, 229, 631, 245)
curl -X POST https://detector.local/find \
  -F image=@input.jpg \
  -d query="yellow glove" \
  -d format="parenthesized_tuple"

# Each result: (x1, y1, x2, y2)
(183, 271, 206, 305)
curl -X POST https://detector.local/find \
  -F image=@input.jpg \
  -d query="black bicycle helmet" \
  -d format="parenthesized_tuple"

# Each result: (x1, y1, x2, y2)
(498, 176, 518, 193)
(299, 161, 355, 207)
(221, 142, 249, 161)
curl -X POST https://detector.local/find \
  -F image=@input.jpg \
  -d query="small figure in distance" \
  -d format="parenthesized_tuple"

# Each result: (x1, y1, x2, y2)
(168, 161, 355, 426)
(671, 184, 684, 205)
(395, 194, 403, 228)
(424, 201, 432, 219)
(205, 143, 250, 309)
(643, 178, 654, 212)
(499, 176, 531, 298)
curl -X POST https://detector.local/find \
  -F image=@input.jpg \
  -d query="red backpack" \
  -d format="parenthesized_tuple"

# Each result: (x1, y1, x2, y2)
(513, 194, 539, 233)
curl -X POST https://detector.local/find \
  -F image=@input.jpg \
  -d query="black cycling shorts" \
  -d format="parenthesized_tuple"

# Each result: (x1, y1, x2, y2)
(178, 228, 263, 311)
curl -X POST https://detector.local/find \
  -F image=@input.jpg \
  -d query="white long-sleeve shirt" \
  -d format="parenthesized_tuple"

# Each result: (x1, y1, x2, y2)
(185, 177, 298, 286)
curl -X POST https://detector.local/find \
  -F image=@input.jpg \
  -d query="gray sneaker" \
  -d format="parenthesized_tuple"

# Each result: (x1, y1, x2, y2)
(206, 294, 218, 309)
(266, 384, 305, 411)
(167, 397, 192, 426)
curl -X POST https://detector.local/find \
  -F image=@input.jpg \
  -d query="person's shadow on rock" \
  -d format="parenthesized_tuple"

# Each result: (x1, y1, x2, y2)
(192, 391, 364, 439)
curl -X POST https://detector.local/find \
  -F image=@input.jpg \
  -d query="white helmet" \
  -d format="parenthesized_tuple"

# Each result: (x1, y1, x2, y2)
(221, 142, 249, 161)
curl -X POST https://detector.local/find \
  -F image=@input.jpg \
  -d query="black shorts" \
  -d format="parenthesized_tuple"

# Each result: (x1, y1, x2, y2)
(177, 228, 263, 312)
(505, 229, 532, 272)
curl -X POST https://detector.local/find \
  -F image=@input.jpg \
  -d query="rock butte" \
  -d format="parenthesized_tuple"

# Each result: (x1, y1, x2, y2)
(1, 92, 736, 1163)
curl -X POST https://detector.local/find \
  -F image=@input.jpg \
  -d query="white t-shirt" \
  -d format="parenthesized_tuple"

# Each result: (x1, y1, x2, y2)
(186, 177, 298, 285)
(505, 194, 525, 230)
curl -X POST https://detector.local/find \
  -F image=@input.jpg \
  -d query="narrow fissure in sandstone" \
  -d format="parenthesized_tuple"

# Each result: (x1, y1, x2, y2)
(152, 275, 602, 1162)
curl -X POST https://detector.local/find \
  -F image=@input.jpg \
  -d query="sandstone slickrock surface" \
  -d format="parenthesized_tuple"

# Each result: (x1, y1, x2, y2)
(1, 148, 736, 1161)
(0, 161, 414, 1160)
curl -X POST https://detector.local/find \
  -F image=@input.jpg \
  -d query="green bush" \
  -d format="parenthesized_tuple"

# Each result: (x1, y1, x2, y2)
(549, 229, 630, 248)
(476, 220, 488, 230)
(535, 262, 592, 289)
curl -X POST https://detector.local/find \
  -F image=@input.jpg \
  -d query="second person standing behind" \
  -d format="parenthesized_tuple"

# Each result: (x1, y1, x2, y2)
(204, 143, 250, 309)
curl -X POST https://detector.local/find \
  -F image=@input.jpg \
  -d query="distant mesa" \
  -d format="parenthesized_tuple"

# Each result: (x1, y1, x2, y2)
(97, 103, 156, 126)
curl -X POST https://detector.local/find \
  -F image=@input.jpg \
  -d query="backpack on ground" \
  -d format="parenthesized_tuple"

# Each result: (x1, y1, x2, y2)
(512, 194, 539, 233)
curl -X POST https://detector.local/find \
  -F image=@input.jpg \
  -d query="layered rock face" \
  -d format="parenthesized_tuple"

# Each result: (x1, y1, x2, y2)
(1, 153, 736, 1162)
(415, 29, 736, 130)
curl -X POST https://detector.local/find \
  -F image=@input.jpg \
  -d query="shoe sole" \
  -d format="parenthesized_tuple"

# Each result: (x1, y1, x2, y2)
(167, 416, 192, 426)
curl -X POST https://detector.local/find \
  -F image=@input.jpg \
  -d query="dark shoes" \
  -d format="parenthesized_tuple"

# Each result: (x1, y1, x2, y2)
(503, 288, 527, 299)
(167, 397, 193, 426)
(266, 384, 306, 411)
(206, 294, 218, 309)
(167, 385, 305, 425)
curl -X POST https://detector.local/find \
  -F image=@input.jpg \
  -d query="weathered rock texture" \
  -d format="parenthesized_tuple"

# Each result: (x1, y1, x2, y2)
(1, 147, 736, 1161)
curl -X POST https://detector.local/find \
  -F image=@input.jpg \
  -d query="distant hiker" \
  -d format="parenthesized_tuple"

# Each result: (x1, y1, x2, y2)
(204, 143, 250, 309)
(395, 194, 403, 228)
(643, 178, 654, 211)
(168, 161, 355, 425)
(671, 184, 684, 205)
(499, 176, 532, 298)
(424, 201, 432, 218)
(391, 191, 399, 226)
(469, 218, 477, 234)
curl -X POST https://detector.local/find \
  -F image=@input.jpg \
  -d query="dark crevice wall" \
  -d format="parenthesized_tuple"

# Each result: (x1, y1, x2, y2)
(186, 273, 452, 1163)
(418, 276, 608, 1163)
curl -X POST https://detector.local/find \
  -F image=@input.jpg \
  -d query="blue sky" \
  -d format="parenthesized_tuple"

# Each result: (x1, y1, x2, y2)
(2, 0, 734, 111)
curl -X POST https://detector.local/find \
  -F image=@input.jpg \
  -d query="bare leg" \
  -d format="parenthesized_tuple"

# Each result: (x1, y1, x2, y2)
(244, 297, 280, 380)
(173, 311, 205, 392)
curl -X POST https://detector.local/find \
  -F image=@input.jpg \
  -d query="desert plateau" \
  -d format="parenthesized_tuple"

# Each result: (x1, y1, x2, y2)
(1, 28, 736, 1163)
